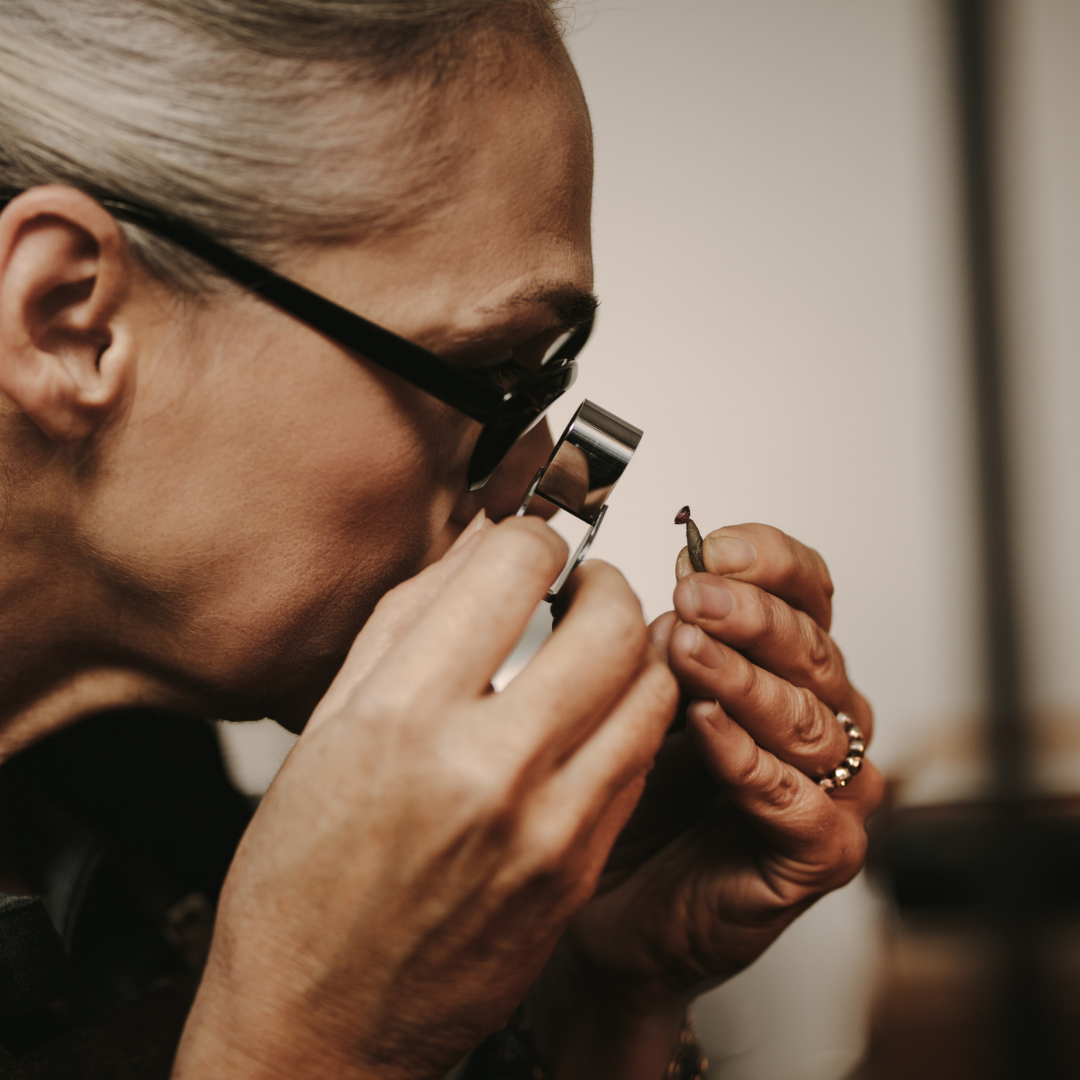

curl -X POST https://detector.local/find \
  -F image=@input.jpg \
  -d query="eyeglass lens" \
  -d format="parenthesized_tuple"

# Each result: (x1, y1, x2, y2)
(466, 358, 579, 490)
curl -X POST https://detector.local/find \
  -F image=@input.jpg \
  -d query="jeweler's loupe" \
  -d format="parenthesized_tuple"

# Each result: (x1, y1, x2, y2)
(516, 400, 643, 601)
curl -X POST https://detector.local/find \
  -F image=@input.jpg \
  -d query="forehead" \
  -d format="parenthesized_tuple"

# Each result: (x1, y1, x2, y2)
(425, 41, 591, 250)
(419, 37, 595, 301)
(449, 36, 594, 204)
(286, 38, 594, 346)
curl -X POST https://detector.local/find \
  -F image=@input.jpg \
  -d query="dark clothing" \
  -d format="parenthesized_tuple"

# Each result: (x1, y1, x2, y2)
(0, 713, 536, 1080)
(0, 711, 251, 1078)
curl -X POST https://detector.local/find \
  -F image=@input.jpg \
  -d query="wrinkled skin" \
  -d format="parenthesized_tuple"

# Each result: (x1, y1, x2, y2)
(528, 525, 881, 1078)
(175, 517, 682, 1079)
(0, 24, 881, 1080)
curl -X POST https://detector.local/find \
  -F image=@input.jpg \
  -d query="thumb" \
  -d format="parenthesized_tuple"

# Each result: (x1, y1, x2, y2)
(306, 510, 492, 733)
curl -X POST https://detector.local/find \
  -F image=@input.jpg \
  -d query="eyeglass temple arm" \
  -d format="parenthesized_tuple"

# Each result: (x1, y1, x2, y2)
(97, 199, 505, 422)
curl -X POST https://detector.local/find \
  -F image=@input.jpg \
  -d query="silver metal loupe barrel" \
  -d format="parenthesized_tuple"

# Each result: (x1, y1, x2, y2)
(517, 400, 643, 601)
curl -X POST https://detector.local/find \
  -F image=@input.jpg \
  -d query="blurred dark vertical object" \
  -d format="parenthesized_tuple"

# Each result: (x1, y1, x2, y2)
(948, 0, 1061, 1075)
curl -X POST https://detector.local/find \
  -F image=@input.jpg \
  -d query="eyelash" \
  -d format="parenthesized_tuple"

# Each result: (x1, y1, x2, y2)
(479, 355, 532, 392)
(470, 325, 575, 391)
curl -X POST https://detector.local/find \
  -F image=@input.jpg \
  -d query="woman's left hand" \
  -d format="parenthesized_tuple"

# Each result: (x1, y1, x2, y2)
(528, 524, 884, 1079)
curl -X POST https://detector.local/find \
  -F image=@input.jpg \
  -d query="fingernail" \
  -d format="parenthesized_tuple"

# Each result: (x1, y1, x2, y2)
(689, 579, 735, 621)
(675, 547, 694, 581)
(447, 509, 487, 554)
(687, 625, 711, 661)
(688, 698, 732, 735)
(703, 535, 756, 574)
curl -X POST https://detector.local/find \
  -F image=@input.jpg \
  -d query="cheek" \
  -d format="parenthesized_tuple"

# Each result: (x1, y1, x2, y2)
(101, 325, 476, 661)
(216, 382, 473, 694)
(264, 362, 475, 570)
(312, 404, 469, 552)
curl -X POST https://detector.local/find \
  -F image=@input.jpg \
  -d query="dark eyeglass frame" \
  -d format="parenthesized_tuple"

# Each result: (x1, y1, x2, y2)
(0, 194, 591, 491)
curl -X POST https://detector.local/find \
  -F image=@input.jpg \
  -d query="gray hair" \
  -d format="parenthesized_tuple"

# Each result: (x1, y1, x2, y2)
(0, 0, 565, 289)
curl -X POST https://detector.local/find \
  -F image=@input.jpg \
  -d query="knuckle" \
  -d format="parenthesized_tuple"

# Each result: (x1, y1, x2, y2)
(796, 537, 833, 593)
(806, 545, 836, 601)
(477, 787, 528, 852)
(791, 690, 833, 754)
(800, 624, 844, 693)
(819, 565, 835, 603)
(730, 752, 801, 813)
(772, 531, 835, 616)
(825, 828, 869, 889)
(760, 765, 802, 812)
(515, 813, 578, 885)
(775, 530, 805, 590)
(743, 522, 787, 552)
(726, 751, 762, 792)
(444, 752, 505, 811)
(731, 653, 764, 703)
(752, 588, 783, 643)
(431, 733, 521, 826)
(804, 623, 832, 672)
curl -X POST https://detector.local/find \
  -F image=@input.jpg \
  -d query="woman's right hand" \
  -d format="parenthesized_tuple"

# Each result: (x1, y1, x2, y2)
(172, 515, 679, 1080)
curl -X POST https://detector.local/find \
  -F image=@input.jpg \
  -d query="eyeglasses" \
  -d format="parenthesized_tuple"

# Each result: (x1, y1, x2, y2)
(0, 194, 590, 491)
(1, 191, 644, 601)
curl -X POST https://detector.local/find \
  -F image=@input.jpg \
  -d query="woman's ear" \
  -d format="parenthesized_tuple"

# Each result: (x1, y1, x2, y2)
(0, 185, 136, 442)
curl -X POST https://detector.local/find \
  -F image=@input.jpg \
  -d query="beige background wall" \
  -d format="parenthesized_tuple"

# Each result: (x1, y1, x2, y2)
(560, 3, 973, 1075)
(555, 0, 984, 781)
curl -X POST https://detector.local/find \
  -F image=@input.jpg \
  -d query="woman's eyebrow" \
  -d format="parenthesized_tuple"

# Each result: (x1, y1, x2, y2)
(490, 284, 600, 328)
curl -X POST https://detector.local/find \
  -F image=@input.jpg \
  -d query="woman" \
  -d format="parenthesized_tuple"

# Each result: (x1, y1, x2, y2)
(0, 1, 882, 1077)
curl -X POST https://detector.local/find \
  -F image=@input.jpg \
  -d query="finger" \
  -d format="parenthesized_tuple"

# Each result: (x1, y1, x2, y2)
(647, 610, 679, 665)
(673, 574, 863, 721)
(547, 648, 678, 812)
(600, 731, 716, 880)
(356, 516, 567, 710)
(499, 560, 655, 762)
(676, 524, 833, 630)
(648, 610, 692, 733)
(512, 651, 679, 901)
(670, 622, 853, 776)
(686, 700, 882, 890)
(688, 698, 882, 825)
(307, 511, 493, 732)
